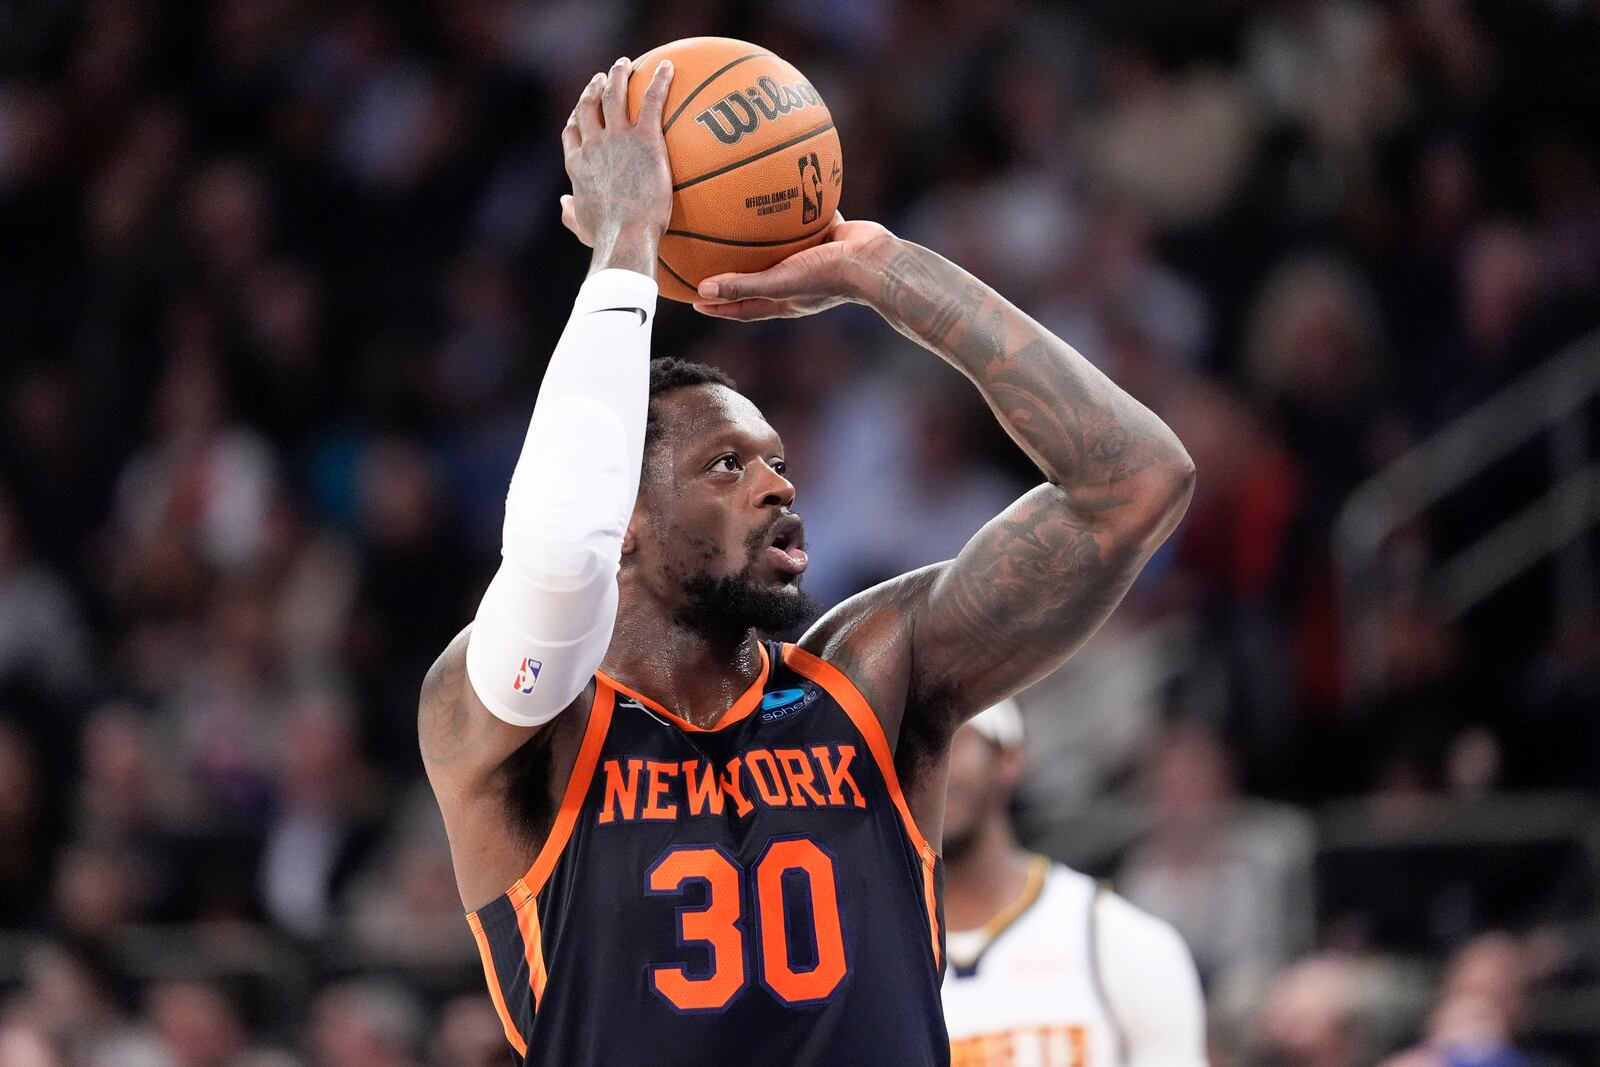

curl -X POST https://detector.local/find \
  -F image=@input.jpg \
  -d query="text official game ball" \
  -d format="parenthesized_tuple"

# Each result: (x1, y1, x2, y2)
(625, 37, 843, 302)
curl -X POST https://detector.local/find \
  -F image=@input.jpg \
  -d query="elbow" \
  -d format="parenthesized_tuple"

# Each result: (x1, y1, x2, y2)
(1164, 446, 1198, 522)
(1119, 445, 1196, 552)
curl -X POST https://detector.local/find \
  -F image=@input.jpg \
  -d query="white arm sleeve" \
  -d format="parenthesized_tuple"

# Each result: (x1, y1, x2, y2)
(465, 268, 657, 727)
(1095, 891, 1209, 1067)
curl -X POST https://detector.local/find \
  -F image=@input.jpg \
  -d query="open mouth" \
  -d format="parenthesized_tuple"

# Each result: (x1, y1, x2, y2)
(764, 515, 809, 578)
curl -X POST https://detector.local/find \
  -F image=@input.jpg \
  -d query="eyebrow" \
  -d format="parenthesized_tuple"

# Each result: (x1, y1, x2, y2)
(698, 428, 783, 455)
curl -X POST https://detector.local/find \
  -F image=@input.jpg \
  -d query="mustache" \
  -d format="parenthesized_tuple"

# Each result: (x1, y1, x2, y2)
(744, 519, 778, 557)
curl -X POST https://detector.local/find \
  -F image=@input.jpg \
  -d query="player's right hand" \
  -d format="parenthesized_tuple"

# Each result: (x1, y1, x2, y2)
(692, 215, 894, 320)
(560, 58, 674, 249)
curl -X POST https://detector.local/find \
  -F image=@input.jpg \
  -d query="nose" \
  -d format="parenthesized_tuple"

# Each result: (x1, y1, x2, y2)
(752, 458, 795, 509)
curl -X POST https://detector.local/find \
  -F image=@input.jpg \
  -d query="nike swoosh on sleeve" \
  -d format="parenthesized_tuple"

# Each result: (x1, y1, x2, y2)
(588, 306, 648, 326)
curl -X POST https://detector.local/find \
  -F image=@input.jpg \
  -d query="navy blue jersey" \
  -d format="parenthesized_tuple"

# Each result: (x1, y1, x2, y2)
(467, 640, 949, 1066)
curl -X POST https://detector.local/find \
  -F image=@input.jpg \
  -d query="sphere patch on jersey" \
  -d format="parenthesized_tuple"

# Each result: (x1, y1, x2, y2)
(760, 685, 820, 722)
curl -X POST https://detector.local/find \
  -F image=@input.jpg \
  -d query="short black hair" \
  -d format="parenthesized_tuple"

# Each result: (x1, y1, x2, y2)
(646, 357, 737, 447)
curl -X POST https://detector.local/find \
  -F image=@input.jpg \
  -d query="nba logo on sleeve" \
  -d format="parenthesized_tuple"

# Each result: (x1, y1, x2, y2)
(512, 657, 543, 695)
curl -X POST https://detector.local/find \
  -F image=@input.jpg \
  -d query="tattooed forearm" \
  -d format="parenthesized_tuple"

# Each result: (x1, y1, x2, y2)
(878, 250, 987, 350)
(867, 239, 1191, 521)
(849, 237, 1195, 718)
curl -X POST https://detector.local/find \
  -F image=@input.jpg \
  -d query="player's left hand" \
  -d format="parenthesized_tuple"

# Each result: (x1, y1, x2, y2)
(691, 215, 893, 320)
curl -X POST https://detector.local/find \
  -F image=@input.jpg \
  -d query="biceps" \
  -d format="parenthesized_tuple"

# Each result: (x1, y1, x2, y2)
(912, 484, 1147, 712)
(419, 628, 550, 791)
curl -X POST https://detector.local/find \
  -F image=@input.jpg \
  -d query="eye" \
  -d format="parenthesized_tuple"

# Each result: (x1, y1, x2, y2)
(771, 458, 787, 476)
(710, 453, 743, 473)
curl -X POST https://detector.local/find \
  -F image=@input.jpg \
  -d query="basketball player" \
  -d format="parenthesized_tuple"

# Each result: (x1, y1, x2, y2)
(942, 701, 1207, 1067)
(419, 58, 1194, 1065)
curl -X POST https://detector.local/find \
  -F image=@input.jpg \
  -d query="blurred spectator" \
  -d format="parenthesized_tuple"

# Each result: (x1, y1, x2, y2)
(1089, 44, 1256, 227)
(345, 837, 472, 966)
(113, 353, 276, 582)
(305, 982, 423, 1067)
(3, 942, 135, 1066)
(0, 723, 51, 925)
(49, 842, 151, 943)
(140, 979, 252, 1067)
(348, 439, 468, 763)
(259, 692, 382, 940)
(1250, 953, 1372, 1067)
(800, 368, 1023, 605)
(1119, 722, 1316, 1001)
(1013, 616, 1178, 823)
(428, 994, 505, 1067)
(0, 369, 110, 573)
(254, 497, 359, 674)
(75, 703, 184, 843)
(0, 487, 87, 708)
(1035, 201, 1212, 375)
(184, 162, 273, 291)
(0, 1022, 69, 1067)
(1381, 934, 1544, 1067)
(1164, 378, 1304, 791)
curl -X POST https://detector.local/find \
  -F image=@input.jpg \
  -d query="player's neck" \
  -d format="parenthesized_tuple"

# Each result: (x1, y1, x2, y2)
(602, 608, 766, 730)
(942, 820, 1035, 933)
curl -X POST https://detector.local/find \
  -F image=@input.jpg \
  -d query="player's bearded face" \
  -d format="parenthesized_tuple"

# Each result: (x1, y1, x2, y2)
(676, 515, 817, 635)
(638, 388, 817, 636)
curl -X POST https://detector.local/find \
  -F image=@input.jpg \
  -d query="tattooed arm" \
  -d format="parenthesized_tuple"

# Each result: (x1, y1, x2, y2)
(697, 221, 1194, 728)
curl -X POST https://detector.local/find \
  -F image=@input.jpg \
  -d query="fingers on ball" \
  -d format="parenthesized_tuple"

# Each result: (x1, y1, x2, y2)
(638, 61, 675, 124)
(601, 57, 631, 124)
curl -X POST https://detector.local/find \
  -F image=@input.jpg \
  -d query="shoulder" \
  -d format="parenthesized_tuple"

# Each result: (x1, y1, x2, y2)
(1091, 881, 1208, 1063)
(1094, 887, 1196, 970)
(796, 565, 944, 735)
(797, 564, 942, 659)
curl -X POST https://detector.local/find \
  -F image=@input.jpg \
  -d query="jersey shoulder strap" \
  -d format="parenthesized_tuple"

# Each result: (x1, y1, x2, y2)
(1086, 877, 1130, 1067)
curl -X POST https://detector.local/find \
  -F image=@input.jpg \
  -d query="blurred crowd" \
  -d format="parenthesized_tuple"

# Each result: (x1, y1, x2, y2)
(2, 0, 1599, 1063)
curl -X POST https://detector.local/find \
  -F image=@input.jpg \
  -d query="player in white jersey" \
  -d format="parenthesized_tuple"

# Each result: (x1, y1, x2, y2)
(941, 700, 1208, 1067)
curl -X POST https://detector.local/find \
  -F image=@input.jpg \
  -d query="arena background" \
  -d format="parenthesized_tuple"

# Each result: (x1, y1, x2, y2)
(2, 1, 1599, 1064)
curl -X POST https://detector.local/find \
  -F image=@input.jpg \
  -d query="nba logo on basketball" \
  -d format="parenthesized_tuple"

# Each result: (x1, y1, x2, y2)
(798, 152, 823, 223)
(512, 657, 542, 695)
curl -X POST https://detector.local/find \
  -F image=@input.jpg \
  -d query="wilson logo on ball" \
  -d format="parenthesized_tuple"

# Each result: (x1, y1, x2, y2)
(693, 77, 823, 146)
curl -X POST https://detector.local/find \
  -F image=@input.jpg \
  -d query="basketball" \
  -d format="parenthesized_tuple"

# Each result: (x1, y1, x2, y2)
(625, 37, 844, 302)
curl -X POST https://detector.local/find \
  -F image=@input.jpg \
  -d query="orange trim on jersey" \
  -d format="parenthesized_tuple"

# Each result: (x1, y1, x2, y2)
(508, 880, 549, 1009)
(781, 643, 943, 970)
(521, 682, 616, 898)
(596, 642, 771, 733)
(466, 910, 528, 1058)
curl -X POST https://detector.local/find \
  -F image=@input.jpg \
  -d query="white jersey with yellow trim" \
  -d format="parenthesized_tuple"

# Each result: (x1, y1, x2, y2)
(941, 858, 1207, 1067)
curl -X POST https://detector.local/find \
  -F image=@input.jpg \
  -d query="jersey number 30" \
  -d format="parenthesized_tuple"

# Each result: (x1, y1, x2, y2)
(645, 837, 847, 1011)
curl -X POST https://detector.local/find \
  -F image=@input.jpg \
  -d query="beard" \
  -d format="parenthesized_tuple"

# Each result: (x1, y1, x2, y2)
(677, 566, 817, 636)
(673, 522, 817, 637)
(940, 819, 982, 865)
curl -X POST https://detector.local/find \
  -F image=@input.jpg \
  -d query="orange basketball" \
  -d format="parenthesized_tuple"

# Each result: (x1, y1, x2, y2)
(625, 38, 843, 302)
